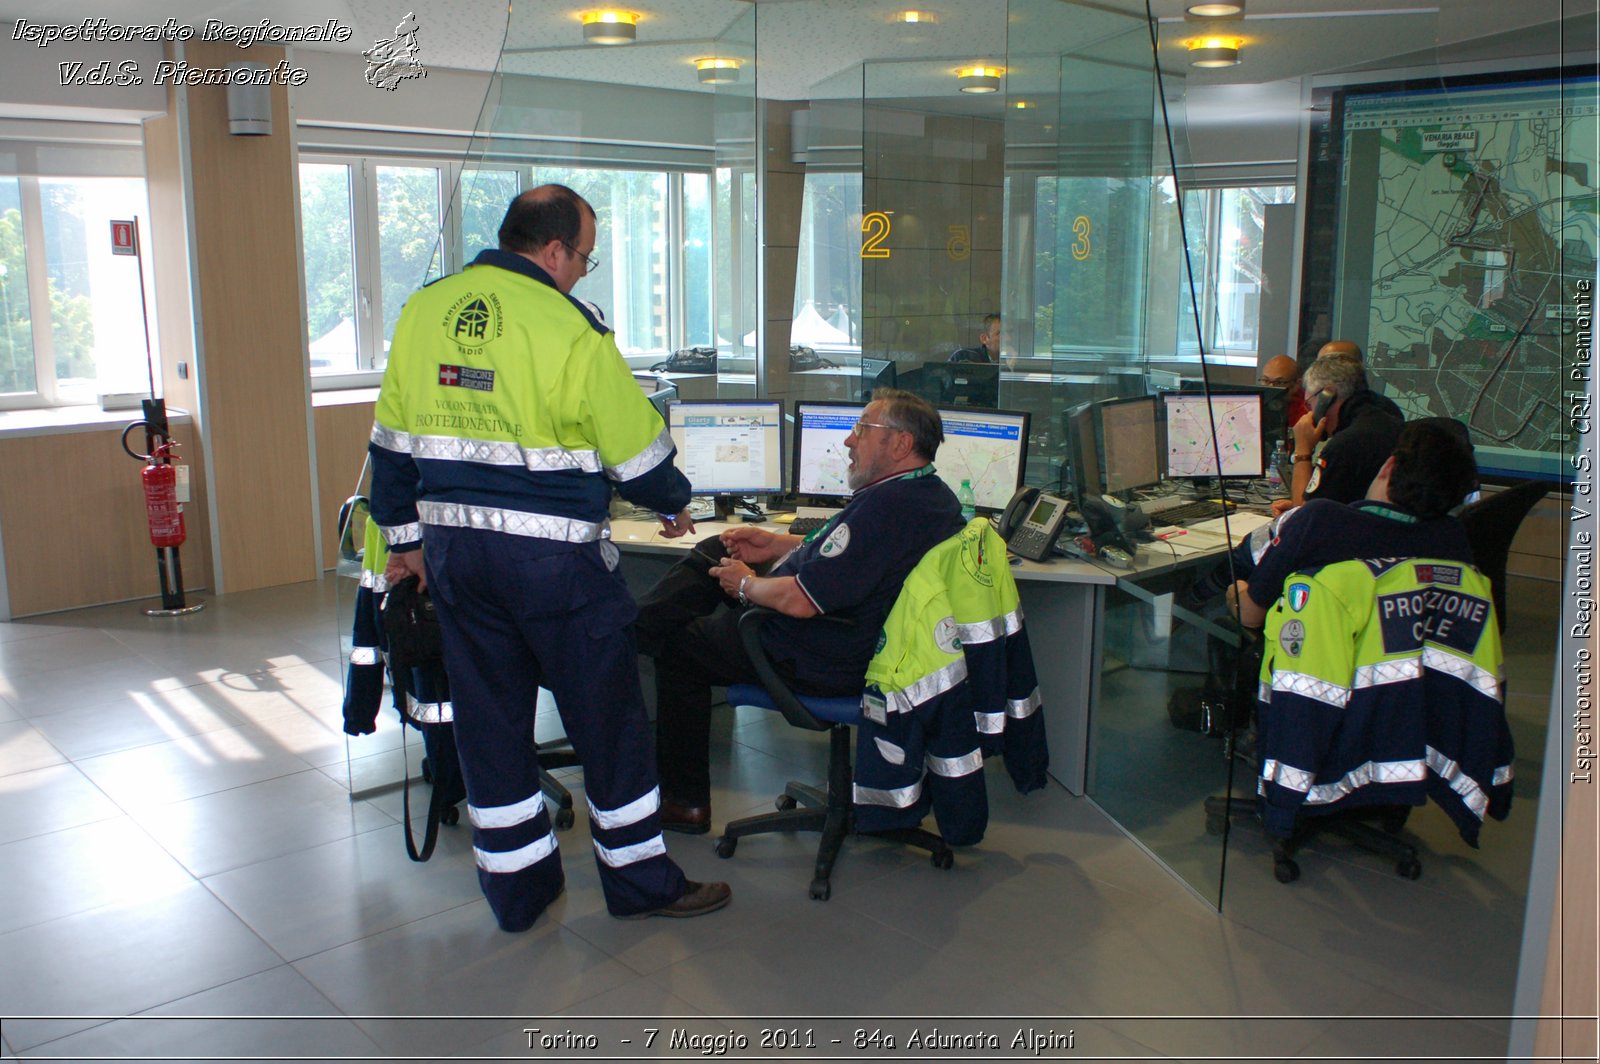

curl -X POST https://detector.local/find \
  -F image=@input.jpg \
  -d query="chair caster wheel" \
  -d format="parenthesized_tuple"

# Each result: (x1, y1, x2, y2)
(715, 836, 737, 859)
(775, 795, 797, 812)
(1397, 859, 1421, 880)
(809, 877, 831, 900)
(554, 807, 575, 831)
(1274, 858, 1300, 883)
(931, 848, 954, 870)
(1205, 813, 1225, 837)
(441, 805, 459, 826)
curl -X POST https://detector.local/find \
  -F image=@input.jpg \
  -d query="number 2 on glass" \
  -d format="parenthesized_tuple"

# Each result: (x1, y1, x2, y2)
(861, 211, 892, 259)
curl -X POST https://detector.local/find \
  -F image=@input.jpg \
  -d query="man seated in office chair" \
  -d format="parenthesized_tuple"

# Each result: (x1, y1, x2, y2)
(1228, 418, 1479, 629)
(1271, 353, 1405, 516)
(949, 312, 1002, 365)
(633, 389, 965, 833)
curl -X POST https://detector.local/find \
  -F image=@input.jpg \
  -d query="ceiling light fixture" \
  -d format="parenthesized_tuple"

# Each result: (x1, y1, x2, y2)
(1012, 100, 1034, 110)
(894, 10, 938, 24)
(1186, 36, 1242, 67)
(581, 10, 639, 45)
(1186, 2, 1244, 16)
(957, 64, 1003, 94)
(694, 57, 742, 85)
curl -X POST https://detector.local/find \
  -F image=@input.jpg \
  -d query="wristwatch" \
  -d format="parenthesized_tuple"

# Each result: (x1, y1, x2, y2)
(1293, 453, 1314, 463)
(737, 574, 752, 606)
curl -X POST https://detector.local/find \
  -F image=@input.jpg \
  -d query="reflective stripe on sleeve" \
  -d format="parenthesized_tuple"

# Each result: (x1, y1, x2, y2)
(605, 428, 675, 482)
(370, 422, 412, 453)
(358, 569, 389, 592)
(405, 692, 453, 724)
(854, 779, 923, 808)
(380, 523, 423, 546)
(1304, 758, 1426, 806)
(974, 711, 1004, 735)
(1423, 646, 1503, 702)
(955, 616, 1006, 645)
(349, 646, 379, 666)
(1352, 659, 1421, 689)
(1007, 688, 1042, 718)
(592, 835, 668, 869)
(418, 501, 606, 542)
(587, 787, 660, 831)
(474, 830, 559, 874)
(1426, 746, 1493, 821)
(883, 658, 967, 715)
(468, 791, 544, 829)
(1492, 764, 1514, 786)
(1259, 758, 1315, 794)
(1271, 670, 1351, 709)
(926, 748, 983, 779)
(873, 737, 907, 765)
(410, 434, 603, 473)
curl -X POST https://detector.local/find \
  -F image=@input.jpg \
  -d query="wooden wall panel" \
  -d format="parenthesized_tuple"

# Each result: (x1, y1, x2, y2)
(314, 401, 376, 566)
(180, 39, 317, 592)
(0, 424, 211, 616)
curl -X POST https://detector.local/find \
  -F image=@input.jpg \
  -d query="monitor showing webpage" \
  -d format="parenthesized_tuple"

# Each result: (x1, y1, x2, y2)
(935, 407, 1030, 512)
(666, 400, 784, 494)
(792, 401, 864, 502)
(1162, 393, 1265, 478)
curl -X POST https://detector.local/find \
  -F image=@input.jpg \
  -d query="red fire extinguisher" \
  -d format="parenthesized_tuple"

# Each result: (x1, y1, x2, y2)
(142, 441, 186, 549)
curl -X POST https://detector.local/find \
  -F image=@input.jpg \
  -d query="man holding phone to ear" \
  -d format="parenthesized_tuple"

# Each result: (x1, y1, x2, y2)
(1272, 354, 1403, 516)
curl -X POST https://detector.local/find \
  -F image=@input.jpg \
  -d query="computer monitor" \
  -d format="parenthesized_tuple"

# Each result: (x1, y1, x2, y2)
(665, 400, 785, 497)
(935, 406, 1030, 513)
(1098, 395, 1162, 496)
(860, 357, 897, 401)
(1162, 392, 1266, 479)
(644, 380, 677, 423)
(792, 400, 865, 503)
(1179, 379, 1290, 454)
(914, 361, 1000, 409)
(1063, 401, 1102, 509)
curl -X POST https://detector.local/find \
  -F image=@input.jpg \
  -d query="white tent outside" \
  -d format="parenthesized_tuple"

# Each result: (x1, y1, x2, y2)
(790, 302, 854, 347)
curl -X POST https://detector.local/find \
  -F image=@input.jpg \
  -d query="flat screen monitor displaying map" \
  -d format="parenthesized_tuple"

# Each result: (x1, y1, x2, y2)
(934, 406, 1030, 513)
(792, 400, 865, 502)
(1162, 393, 1265, 479)
(1098, 396, 1162, 495)
(666, 400, 784, 495)
(1303, 65, 1597, 481)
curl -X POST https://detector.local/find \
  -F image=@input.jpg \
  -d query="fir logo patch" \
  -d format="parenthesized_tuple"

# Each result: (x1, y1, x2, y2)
(441, 291, 503, 353)
(1287, 582, 1311, 611)
(439, 364, 495, 392)
(933, 616, 961, 654)
(819, 523, 851, 558)
(1280, 619, 1306, 657)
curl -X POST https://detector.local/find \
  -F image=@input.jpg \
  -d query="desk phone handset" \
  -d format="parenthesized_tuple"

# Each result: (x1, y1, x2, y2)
(998, 486, 1074, 562)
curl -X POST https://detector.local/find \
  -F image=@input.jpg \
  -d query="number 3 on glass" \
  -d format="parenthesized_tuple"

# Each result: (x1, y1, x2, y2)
(861, 212, 892, 259)
(1071, 215, 1092, 261)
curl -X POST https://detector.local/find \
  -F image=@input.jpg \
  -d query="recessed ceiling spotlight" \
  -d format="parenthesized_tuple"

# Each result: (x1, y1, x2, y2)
(581, 10, 639, 45)
(694, 57, 743, 84)
(1186, 2, 1244, 16)
(1186, 36, 1243, 67)
(1012, 100, 1035, 110)
(894, 10, 938, 24)
(957, 64, 1003, 94)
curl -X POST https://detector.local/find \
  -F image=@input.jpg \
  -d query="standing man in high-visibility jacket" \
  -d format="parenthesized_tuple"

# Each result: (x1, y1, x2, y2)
(369, 185, 731, 932)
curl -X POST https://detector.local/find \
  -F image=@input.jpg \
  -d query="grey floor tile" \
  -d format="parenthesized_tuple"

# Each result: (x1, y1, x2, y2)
(203, 822, 482, 960)
(130, 768, 395, 878)
(0, 720, 67, 778)
(1291, 986, 1511, 1061)
(1, 655, 208, 719)
(73, 723, 318, 811)
(24, 683, 247, 762)
(23, 965, 384, 1060)
(0, 882, 281, 1051)
(0, 815, 194, 934)
(0, 627, 144, 681)
(0, 763, 123, 846)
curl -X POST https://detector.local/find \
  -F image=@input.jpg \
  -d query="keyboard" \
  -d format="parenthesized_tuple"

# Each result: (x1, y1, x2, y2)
(1148, 498, 1238, 526)
(788, 516, 831, 537)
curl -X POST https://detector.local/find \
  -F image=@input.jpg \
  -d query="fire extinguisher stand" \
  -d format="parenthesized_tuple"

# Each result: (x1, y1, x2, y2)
(117, 215, 202, 617)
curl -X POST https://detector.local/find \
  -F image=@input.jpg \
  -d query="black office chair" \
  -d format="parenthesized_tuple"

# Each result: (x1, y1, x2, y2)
(1458, 479, 1550, 633)
(714, 608, 953, 900)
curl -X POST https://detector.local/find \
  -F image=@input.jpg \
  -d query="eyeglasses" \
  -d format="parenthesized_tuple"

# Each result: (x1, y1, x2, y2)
(563, 242, 600, 273)
(850, 420, 900, 436)
(1259, 375, 1294, 387)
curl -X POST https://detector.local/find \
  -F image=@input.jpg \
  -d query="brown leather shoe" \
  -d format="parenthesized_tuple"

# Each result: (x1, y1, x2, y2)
(659, 798, 711, 835)
(619, 880, 731, 920)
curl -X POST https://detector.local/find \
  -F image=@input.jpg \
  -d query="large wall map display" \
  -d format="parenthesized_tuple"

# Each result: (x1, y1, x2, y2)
(1333, 74, 1598, 479)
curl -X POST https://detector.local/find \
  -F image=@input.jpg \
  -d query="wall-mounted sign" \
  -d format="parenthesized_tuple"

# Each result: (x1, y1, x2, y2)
(861, 211, 892, 259)
(110, 220, 137, 256)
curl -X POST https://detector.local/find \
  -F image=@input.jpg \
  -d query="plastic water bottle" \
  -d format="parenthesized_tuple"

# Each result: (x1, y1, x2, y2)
(958, 479, 977, 522)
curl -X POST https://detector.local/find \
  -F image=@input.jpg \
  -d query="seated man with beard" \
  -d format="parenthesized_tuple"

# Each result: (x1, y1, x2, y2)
(634, 389, 965, 832)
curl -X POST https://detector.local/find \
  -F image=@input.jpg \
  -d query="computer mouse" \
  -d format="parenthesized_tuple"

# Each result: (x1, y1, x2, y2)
(1099, 545, 1134, 569)
(740, 513, 766, 523)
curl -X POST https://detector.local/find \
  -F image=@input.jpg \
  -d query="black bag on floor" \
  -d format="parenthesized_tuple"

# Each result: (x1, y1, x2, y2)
(1167, 618, 1262, 737)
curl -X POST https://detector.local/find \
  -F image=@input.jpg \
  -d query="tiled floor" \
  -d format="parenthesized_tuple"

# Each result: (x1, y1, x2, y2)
(0, 574, 1555, 1061)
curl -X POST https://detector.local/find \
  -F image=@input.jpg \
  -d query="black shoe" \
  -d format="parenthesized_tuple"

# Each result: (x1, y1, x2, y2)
(617, 880, 731, 920)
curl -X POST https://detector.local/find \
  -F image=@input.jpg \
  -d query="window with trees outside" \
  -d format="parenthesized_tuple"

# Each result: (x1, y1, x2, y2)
(1177, 184, 1296, 360)
(0, 175, 158, 408)
(792, 171, 862, 354)
(299, 158, 718, 384)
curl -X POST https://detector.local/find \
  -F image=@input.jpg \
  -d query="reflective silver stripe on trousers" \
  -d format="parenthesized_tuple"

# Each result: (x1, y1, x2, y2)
(359, 569, 389, 592)
(380, 522, 423, 546)
(1008, 688, 1043, 718)
(475, 829, 559, 874)
(974, 711, 1004, 735)
(588, 787, 660, 831)
(418, 501, 607, 542)
(605, 428, 675, 482)
(854, 779, 923, 808)
(1426, 745, 1495, 821)
(468, 791, 545, 830)
(371, 422, 411, 453)
(1259, 758, 1315, 794)
(409, 434, 604, 473)
(406, 693, 453, 724)
(1271, 670, 1351, 709)
(873, 737, 907, 765)
(593, 835, 668, 868)
(1423, 646, 1503, 702)
(926, 748, 983, 779)
(884, 658, 967, 715)
(1304, 758, 1426, 806)
(349, 646, 379, 666)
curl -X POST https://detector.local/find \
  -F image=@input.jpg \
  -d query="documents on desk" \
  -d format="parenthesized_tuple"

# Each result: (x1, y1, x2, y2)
(1151, 510, 1274, 551)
